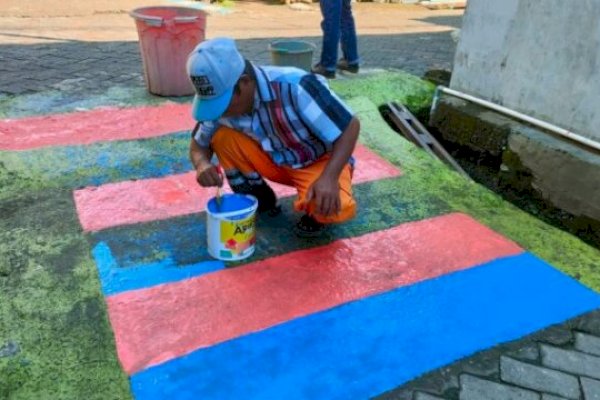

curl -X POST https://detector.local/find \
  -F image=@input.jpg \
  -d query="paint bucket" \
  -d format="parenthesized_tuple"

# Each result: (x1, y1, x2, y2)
(129, 6, 207, 96)
(269, 40, 316, 72)
(206, 193, 258, 261)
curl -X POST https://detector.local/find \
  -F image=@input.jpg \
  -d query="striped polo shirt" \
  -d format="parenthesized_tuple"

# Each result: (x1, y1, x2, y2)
(193, 63, 354, 169)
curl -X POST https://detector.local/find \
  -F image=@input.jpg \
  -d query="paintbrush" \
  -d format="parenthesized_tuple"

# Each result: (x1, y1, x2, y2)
(216, 186, 222, 208)
(215, 164, 224, 210)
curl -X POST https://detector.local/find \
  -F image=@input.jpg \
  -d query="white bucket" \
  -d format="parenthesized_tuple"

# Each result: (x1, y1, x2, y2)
(206, 193, 258, 261)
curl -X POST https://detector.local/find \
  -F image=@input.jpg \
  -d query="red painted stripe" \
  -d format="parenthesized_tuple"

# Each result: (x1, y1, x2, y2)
(74, 144, 401, 231)
(0, 103, 193, 150)
(106, 212, 523, 375)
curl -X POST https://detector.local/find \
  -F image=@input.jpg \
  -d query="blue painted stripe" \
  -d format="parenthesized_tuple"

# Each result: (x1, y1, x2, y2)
(92, 242, 225, 296)
(89, 179, 451, 295)
(10, 131, 191, 189)
(90, 214, 208, 271)
(130, 253, 600, 400)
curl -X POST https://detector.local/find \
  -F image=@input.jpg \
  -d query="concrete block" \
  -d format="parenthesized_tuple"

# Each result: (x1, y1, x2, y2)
(429, 97, 511, 156)
(542, 395, 569, 400)
(574, 311, 600, 336)
(505, 343, 540, 362)
(506, 126, 600, 221)
(536, 326, 574, 347)
(541, 345, 600, 380)
(429, 96, 600, 247)
(500, 356, 580, 399)
(575, 333, 600, 357)
(581, 377, 600, 400)
(414, 392, 445, 400)
(459, 374, 540, 400)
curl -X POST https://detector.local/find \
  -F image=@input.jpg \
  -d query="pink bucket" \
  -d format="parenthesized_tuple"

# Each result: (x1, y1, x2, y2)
(130, 6, 207, 96)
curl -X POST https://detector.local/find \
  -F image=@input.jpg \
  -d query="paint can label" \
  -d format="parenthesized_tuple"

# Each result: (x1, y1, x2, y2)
(219, 214, 256, 258)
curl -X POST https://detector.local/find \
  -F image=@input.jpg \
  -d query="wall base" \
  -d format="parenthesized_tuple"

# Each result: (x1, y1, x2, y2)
(430, 96, 600, 248)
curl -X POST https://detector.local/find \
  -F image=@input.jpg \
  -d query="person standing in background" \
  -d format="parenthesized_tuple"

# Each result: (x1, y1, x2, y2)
(311, 0, 360, 79)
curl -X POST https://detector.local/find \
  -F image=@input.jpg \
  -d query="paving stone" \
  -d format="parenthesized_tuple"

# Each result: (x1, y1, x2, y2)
(541, 345, 600, 380)
(574, 311, 600, 336)
(7, 52, 33, 62)
(0, 71, 24, 85)
(536, 326, 574, 347)
(0, 61, 36, 73)
(27, 69, 66, 82)
(459, 374, 540, 400)
(581, 377, 600, 400)
(414, 392, 446, 400)
(460, 348, 502, 378)
(542, 395, 569, 400)
(500, 356, 580, 399)
(575, 333, 600, 357)
(57, 52, 87, 61)
(1, 30, 459, 100)
(375, 313, 600, 400)
(376, 369, 459, 400)
(505, 343, 540, 362)
(1, 82, 30, 95)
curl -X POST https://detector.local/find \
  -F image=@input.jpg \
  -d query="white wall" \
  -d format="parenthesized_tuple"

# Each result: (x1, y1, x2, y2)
(450, 0, 600, 142)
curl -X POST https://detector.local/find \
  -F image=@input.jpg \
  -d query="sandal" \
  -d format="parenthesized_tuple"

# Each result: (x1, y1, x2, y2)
(294, 214, 327, 238)
(337, 59, 359, 73)
(311, 64, 336, 79)
(264, 204, 282, 217)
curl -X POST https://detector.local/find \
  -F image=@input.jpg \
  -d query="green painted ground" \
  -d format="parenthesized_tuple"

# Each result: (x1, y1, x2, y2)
(347, 95, 600, 291)
(0, 86, 170, 119)
(0, 188, 131, 399)
(1, 72, 599, 399)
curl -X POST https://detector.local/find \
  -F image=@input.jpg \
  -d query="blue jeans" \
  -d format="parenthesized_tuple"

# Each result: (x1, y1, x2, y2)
(318, 0, 359, 71)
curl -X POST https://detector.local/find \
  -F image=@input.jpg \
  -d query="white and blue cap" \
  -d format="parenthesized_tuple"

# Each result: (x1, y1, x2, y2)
(186, 37, 245, 121)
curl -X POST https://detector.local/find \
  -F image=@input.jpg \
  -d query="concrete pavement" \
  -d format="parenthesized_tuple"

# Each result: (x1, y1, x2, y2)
(0, 1, 461, 97)
(2, 2, 600, 400)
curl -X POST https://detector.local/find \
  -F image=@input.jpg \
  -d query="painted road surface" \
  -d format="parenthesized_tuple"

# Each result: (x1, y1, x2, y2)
(129, 253, 600, 400)
(74, 144, 401, 232)
(89, 178, 448, 295)
(106, 213, 523, 374)
(0, 103, 193, 150)
(3, 71, 600, 400)
(25, 102, 595, 399)
(57, 103, 599, 399)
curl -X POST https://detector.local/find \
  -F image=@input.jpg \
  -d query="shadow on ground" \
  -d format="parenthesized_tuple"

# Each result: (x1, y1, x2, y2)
(414, 15, 463, 28)
(0, 31, 457, 97)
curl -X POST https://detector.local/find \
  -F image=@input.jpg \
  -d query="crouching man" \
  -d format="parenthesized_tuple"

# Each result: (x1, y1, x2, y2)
(188, 37, 360, 237)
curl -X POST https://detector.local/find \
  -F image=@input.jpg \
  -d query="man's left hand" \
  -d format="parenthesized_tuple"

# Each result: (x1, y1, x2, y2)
(304, 174, 341, 217)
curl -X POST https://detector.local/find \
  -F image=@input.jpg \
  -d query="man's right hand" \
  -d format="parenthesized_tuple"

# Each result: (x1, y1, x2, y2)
(195, 163, 223, 187)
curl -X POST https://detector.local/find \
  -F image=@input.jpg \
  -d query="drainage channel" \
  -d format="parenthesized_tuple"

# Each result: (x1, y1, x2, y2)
(379, 103, 600, 251)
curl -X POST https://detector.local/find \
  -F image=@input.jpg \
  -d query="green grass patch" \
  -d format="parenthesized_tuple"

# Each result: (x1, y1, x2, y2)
(0, 188, 131, 400)
(345, 95, 600, 292)
(331, 71, 436, 116)
(1, 70, 598, 400)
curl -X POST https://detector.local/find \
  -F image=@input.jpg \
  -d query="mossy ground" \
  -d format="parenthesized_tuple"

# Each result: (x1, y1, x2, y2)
(0, 186, 131, 399)
(348, 93, 600, 291)
(1, 71, 598, 399)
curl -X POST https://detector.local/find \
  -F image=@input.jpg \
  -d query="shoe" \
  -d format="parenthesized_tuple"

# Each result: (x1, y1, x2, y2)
(294, 214, 327, 238)
(246, 182, 278, 213)
(263, 204, 282, 217)
(230, 179, 280, 215)
(311, 64, 336, 79)
(336, 59, 359, 73)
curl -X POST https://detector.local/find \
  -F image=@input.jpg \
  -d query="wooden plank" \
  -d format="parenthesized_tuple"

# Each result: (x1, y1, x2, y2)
(388, 102, 472, 180)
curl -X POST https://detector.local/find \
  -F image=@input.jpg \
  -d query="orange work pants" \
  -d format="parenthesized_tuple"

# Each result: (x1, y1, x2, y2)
(211, 127, 356, 224)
